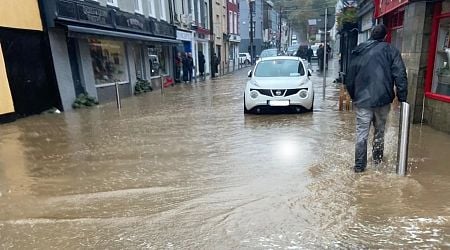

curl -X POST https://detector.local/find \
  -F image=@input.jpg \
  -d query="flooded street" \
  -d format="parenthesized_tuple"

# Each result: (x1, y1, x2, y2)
(0, 63, 449, 249)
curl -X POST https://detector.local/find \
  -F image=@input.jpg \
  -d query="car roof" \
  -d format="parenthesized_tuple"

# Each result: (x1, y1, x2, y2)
(259, 56, 301, 61)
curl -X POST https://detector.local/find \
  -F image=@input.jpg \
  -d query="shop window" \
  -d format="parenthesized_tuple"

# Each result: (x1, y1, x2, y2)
(148, 45, 169, 77)
(89, 39, 128, 85)
(431, 18, 450, 96)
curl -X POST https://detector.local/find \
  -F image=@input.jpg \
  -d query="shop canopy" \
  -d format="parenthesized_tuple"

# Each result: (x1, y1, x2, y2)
(66, 25, 181, 45)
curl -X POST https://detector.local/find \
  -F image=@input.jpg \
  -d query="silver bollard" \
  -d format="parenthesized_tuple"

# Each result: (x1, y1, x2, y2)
(115, 81, 121, 110)
(397, 102, 410, 176)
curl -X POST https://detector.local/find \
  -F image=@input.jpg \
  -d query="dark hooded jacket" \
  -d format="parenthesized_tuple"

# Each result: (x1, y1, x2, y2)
(346, 40, 407, 108)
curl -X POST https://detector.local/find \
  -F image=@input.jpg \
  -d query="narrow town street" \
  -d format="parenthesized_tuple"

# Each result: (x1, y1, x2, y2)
(0, 62, 449, 249)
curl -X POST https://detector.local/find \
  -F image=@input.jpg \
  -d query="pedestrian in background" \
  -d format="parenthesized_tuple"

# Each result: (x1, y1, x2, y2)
(181, 52, 189, 83)
(295, 45, 308, 59)
(317, 44, 324, 71)
(187, 52, 194, 83)
(307, 46, 314, 64)
(212, 53, 219, 78)
(175, 52, 182, 83)
(346, 24, 408, 173)
(198, 51, 205, 80)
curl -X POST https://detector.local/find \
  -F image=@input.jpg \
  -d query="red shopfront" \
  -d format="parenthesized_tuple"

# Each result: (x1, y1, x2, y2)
(425, 2, 450, 102)
(374, 0, 408, 50)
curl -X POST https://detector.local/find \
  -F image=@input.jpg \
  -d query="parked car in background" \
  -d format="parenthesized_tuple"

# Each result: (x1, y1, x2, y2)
(286, 45, 299, 56)
(310, 44, 319, 60)
(244, 56, 314, 114)
(239, 53, 251, 65)
(259, 48, 278, 58)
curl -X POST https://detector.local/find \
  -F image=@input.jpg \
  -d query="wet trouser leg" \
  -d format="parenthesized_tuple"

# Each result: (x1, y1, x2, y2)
(372, 105, 390, 164)
(355, 107, 372, 169)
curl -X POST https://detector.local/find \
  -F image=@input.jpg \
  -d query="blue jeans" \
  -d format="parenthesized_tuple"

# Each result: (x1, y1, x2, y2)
(355, 104, 390, 169)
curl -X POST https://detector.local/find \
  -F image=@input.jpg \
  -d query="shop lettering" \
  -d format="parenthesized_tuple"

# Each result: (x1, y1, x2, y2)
(127, 18, 144, 30)
(81, 6, 107, 24)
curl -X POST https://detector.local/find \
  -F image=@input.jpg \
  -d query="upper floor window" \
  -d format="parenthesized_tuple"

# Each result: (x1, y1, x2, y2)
(148, 0, 156, 18)
(134, 0, 143, 14)
(107, 0, 118, 7)
(159, 0, 167, 21)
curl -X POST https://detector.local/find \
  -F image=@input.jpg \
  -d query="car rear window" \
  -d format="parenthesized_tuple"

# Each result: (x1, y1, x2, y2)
(260, 49, 278, 57)
(254, 59, 305, 77)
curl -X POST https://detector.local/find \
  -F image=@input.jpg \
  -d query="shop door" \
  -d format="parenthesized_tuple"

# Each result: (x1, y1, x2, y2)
(134, 46, 144, 80)
(0, 29, 61, 115)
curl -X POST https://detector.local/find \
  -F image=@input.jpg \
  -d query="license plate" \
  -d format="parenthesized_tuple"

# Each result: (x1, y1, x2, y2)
(268, 100, 290, 106)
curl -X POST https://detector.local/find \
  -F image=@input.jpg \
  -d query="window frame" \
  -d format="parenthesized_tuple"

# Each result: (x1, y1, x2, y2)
(148, 0, 156, 18)
(425, 2, 450, 103)
(159, 0, 167, 21)
(106, 0, 118, 7)
(134, 0, 143, 14)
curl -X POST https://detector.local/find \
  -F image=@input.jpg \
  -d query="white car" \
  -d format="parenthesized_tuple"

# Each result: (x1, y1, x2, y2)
(244, 56, 314, 113)
(238, 53, 251, 65)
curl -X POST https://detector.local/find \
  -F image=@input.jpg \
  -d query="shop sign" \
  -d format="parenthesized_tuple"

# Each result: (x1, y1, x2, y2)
(375, 0, 408, 17)
(176, 30, 193, 41)
(154, 20, 176, 38)
(229, 35, 241, 42)
(56, 0, 112, 27)
(115, 10, 147, 32)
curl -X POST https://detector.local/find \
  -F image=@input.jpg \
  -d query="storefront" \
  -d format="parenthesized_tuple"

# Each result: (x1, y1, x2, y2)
(426, 2, 450, 100)
(229, 35, 241, 72)
(40, 0, 178, 108)
(1, 0, 62, 121)
(194, 27, 211, 77)
(176, 29, 198, 79)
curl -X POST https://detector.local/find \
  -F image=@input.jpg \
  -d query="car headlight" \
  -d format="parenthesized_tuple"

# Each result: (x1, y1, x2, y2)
(250, 90, 259, 99)
(299, 89, 308, 98)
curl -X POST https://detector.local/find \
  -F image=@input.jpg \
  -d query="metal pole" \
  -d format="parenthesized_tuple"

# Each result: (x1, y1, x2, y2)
(278, 6, 282, 54)
(397, 102, 410, 176)
(250, 0, 254, 64)
(323, 7, 327, 99)
(115, 81, 121, 110)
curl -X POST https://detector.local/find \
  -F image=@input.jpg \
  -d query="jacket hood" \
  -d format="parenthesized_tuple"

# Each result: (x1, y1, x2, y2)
(352, 40, 379, 55)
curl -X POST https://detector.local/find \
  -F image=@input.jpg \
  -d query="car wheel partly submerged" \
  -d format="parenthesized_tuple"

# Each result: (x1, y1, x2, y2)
(244, 96, 251, 114)
(308, 96, 314, 112)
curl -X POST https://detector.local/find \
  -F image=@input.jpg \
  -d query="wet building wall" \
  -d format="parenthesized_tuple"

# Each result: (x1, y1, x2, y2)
(0, 44, 15, 121)
(48, 28, 77, 111)
(0, 0, 62, 120)
(404, 1, 450, 133)
(375, 0, 450, 133)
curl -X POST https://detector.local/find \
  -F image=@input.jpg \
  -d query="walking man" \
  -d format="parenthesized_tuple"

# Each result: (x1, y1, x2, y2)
(198, 51, 205, 80)
(346, 24, 408, 173)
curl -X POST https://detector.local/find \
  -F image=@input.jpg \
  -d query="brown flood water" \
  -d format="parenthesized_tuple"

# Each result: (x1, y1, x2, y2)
(0, 64, 449, 249)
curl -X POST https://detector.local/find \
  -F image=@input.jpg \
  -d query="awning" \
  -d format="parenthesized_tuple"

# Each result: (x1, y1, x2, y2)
(66, 25, 181, 44)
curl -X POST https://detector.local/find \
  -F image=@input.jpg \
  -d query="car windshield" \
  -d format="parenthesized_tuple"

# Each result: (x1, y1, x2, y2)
(260, 49, 278, 57)
(239, 53, 246, 57)
(254, 59, 305, 77)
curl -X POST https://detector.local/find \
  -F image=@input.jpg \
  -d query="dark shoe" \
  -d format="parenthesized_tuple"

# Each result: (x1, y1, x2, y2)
(354, 166, 365, 173)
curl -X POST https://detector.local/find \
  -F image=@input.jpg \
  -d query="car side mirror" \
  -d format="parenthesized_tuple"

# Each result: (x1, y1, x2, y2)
(307, 69, 312, 77)
(247, 70, 252, 77)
